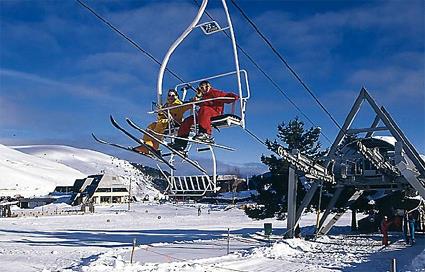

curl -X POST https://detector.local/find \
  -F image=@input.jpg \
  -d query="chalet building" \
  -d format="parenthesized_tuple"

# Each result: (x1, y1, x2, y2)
(216, 175, 247, 193)
(70, 174, 129, 205)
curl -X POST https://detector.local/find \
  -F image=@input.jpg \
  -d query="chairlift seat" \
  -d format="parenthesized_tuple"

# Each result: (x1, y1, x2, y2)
(211, 114, 242, 128)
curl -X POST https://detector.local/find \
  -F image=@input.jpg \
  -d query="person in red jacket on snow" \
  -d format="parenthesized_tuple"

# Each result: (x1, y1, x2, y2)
(171, 80, 239, 151)
(380, 216, 392, 246)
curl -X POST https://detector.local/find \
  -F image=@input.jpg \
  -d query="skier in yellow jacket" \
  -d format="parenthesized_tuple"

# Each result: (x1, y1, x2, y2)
(134, 89, 194, 155)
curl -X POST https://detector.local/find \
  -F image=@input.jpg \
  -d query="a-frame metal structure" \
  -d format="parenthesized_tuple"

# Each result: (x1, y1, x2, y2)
(286, 87, 425, 237)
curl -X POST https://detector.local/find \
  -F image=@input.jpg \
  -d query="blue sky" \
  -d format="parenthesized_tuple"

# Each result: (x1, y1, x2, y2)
(1, 0, 424, 175)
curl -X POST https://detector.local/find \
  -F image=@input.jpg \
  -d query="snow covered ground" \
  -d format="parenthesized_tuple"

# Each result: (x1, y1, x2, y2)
(0, 145, 158, 198)
(0, 203, 423, 272)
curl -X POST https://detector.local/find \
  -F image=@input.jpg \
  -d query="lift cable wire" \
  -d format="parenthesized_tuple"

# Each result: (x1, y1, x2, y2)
(77, 0, 322, 152)
(76, 0, 270, 150)
(75, 0, 187, 85)
(230, 0, 343, 132)
(244, 127, 267, 146)
(193, 0, 332, 144)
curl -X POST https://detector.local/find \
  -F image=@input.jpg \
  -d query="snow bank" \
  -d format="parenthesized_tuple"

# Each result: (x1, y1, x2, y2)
(408, 248, 425, 271)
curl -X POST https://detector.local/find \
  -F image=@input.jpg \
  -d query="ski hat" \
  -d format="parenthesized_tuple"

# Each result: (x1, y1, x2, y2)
(167, 89, 179, 98)
(199, 80, 211, 87)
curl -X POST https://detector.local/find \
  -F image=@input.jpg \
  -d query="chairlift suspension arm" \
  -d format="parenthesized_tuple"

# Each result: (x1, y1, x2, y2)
(157, 0, 208, 105)
(221, 0, 244, 127)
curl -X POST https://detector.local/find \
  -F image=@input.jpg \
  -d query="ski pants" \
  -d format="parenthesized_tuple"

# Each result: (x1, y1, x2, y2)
(382, 231, 389, 246)
(178, 106, 221, 136)
(143, 119, 168, 150)
(381, 224, 389, 246)
(409, 221, 415, 242)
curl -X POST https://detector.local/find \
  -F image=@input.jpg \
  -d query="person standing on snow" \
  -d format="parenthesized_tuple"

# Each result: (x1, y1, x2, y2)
(380, 216, 391, 246)
(134, 89, 191, 155)
(408, 212, 416, 245)
(170, 80, 239, 151)
(403, 210, 410, 244)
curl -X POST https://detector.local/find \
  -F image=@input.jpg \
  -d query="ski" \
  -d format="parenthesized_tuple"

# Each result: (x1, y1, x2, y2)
(108, 115, 176, 170)
(125, 118, 208, 175)
(92, 133, 156, 159)
(146, 129, 235, 151)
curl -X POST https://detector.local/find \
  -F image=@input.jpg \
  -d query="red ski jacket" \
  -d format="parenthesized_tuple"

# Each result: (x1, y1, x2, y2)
(199, 88, 239, 115)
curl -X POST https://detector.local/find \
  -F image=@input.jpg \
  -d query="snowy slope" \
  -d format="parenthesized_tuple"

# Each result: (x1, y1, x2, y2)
(0, 203, 423, 272)
(13, 145, 160, 199)
(0, 144, 85, 197)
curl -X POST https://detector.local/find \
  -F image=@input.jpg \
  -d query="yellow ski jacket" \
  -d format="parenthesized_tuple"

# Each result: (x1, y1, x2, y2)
(158, 98, 192, 124)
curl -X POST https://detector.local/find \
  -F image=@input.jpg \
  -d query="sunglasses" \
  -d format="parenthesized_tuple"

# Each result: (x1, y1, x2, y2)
(168, 93, 176, 97)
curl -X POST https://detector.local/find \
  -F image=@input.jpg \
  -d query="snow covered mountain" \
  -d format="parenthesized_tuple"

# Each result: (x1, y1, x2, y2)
(0, 144, 85, 197)
(1, 145, 159, 198)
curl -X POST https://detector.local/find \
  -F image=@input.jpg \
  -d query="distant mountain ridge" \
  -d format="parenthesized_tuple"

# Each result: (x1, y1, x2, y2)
(0, 144, 159, 198)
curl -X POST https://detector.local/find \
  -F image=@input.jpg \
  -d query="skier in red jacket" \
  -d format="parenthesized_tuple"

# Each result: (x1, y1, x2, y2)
(171, 80, 238, 150)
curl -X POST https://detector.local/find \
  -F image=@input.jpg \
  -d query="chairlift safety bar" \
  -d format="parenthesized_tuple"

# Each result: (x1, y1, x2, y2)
(148, 96, 236, 114)
(175, 69, 251, 100)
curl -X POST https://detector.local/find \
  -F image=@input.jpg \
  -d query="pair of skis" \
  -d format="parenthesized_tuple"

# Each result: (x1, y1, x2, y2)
(93, 116, 231, 173)
(92, 116, 176, 170)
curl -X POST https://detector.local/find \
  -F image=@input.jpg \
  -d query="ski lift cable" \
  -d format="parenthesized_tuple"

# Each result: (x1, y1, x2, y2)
(230, 0, 344, 132)
(244, 127, 266, 146)
(75, 0, 188, 86)
(76, 0, 267, 151)
(192, 0, 332, 144)
(77, 0, 327, 150)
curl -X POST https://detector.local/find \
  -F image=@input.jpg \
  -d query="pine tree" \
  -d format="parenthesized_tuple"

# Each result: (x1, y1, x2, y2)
(245, 117, 327, 220)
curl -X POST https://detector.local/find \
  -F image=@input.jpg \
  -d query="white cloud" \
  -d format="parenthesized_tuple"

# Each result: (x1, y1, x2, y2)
(0, 68, 140, 105)
(347, 66, 424, 104)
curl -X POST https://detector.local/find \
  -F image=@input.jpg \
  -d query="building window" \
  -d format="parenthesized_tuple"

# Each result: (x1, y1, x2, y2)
(112, 196, 122, 203)
(100, 196, 111, 203)
(96, 188, 112, 192)
(112, 188, 128, 192)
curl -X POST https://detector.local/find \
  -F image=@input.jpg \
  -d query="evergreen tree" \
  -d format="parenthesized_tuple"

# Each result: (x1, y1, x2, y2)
(245, 117, 327, 220)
